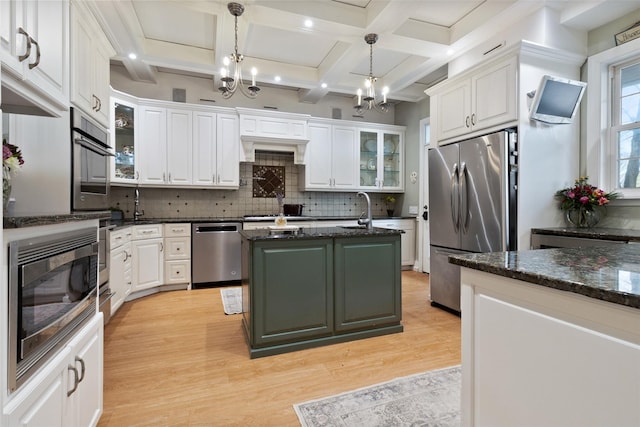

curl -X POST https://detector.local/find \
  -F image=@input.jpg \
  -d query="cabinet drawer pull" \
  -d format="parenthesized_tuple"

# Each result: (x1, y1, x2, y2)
(171, 229, 184, 233)
(75, 356, 86, 382)
(28, 36, 40, 69)
(471, 113, 476, 126)
(465, 116, 471, 128)
(17, 28, 31, 62)
(141, 230, 154, 234)
(67, 364, 79, 396)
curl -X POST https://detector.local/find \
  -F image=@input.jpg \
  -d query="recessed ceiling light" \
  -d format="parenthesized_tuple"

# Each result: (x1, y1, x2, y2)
(321, 83, 327, 89)
(446, 49, 454, 56)
(304, 19, 313, 28)
(274, 76, 281, 82)
(128, 53, 137, 60)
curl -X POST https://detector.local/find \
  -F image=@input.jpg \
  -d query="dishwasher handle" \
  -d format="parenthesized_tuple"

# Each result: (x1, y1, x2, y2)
(194, 225, 239, 233)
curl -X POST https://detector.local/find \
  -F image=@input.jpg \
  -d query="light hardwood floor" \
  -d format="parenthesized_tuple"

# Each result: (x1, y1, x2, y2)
(98, 271, 461, 426)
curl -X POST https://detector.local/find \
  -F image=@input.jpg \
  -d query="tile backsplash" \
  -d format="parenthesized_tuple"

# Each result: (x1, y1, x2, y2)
(110, 152, 396, 219)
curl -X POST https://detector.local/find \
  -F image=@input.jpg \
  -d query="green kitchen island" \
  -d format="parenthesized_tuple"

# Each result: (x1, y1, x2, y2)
(240, 226, 403, 358)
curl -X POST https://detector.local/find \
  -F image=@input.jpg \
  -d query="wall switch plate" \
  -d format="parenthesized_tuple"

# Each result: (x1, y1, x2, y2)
(409, 205, 418, 214)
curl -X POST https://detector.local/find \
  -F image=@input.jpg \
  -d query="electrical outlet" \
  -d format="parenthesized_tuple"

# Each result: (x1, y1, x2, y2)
(409, 205, 418, 214)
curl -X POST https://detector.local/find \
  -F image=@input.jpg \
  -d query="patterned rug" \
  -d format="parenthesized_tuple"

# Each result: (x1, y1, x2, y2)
(220, 287, 242, 315)
(294, 365, 461, 427)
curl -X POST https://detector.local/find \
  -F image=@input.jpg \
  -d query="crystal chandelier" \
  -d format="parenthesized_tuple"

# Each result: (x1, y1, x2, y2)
(354, 33, 389, 114)
(218, 2, 260, 99)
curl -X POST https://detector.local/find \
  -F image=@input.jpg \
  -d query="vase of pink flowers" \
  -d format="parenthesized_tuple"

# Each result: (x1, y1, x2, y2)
(555, 176, 618, 228)
(3, 139, 24, 210)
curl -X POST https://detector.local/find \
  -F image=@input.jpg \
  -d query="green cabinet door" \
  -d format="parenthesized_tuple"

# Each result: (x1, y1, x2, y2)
(334, 235, 402, 332)
(249, 239, 334, 346)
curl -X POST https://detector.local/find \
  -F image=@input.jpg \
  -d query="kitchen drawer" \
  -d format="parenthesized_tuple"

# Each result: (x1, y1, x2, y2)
(164, 236, 191, 260)
(133, 224, 163, 239)
(165, 260, 191, 284)
(110, 227, 132, 249)
(164, 223, 191, 237)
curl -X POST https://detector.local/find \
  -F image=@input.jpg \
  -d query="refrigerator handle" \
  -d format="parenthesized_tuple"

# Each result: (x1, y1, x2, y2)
(451, 163, 459, 232)
(460, 162, 469, 233)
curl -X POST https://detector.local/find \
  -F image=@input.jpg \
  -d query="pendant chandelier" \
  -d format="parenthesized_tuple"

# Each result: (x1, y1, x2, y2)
(219, 2, 260, 99)
(354, 33, 389, 114)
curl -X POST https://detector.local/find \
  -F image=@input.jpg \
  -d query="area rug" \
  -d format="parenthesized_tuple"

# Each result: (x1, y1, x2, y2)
(220, 287, 242, 315)
(294, 365, 461, 427)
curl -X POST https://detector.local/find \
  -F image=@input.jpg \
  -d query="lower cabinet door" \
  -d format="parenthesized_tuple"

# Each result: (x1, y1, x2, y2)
(251, 239, 334, 346)
(6, 369, 66, 427)
(334, 235, 402, 331)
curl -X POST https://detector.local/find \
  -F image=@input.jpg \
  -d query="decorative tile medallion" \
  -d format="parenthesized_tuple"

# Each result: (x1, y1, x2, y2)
(253, 165, 285, 198)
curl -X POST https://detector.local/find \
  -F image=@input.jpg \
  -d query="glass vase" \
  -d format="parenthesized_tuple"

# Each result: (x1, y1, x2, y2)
(3, 168, 11, 211)
(565, 207, 602, 228)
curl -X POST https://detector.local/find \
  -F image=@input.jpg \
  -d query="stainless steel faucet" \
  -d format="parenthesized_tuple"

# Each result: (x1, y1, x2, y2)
(134, 188, 144, 221)
(357, 191, 373, 230)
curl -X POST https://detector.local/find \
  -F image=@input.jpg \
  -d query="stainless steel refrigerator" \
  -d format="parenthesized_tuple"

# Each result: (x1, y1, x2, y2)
(428, 129, 518, 312)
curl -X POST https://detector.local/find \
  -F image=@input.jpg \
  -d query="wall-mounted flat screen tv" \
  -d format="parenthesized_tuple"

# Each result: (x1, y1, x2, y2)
(528, 75, 587, 124)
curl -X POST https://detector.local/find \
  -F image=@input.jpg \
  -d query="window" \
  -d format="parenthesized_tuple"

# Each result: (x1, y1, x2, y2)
(586, 36, 640, 202)
(611, 59, 640, 190)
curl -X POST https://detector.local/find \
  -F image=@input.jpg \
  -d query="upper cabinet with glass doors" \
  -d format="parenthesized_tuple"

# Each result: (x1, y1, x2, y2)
(359, 128, 403, 191)
(111, 94, 138, 184)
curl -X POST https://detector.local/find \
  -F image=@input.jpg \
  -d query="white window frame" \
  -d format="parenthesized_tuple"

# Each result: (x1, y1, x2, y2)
(610, 58, 640, 195)
(587, 36, 640, 204)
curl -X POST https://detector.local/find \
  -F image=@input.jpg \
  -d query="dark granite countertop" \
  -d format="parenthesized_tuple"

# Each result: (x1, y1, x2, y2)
(449, 245, 640, 309)
(240, 226, 402, 241)
(242, 215, 416, 222)
(3, 211, 112, 229)
(531, 227, 640, 242)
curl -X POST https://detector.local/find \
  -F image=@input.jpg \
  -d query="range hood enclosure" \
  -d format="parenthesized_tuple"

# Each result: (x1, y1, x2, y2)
(238, 108, 310, 165)
(240, 136, 309, 164)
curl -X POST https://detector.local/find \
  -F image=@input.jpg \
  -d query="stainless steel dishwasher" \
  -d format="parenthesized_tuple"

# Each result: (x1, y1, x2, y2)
(192, 222, 242, 285)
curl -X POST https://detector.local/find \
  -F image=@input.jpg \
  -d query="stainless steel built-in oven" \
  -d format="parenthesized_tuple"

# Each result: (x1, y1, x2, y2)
(8, 227, 99, 393)
(71, 107, 113, 211)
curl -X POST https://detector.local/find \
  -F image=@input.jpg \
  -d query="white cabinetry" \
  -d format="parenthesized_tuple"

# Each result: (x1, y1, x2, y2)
(304, 120, 358, 191)
(372, 219, 415, 267)
(4, 315, 103, 427)
(358, 128, 404, 191)
(166, 108, 192, 185)
(192, 111, 239, 188)
(110, 93, 138, 184)
(70, 0, 113, 127)
(432, 55, 517, 142)
(136, 101, 240, 188)
(237, 108, 310, 164)
(138, 104, 167, 185)
(461, 268, 640, 427)
(131, 224, 164, 292)
(109, 227, 132, 314)
(163, 223, 191, 286)
(0, 0, 69, 116)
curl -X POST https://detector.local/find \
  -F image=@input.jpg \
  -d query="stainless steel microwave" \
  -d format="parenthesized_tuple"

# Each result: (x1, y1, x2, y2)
(71, 107, 113, 211)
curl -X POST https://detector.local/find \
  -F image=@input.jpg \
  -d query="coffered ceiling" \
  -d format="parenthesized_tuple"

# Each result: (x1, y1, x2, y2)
(91, 0, 639, 104)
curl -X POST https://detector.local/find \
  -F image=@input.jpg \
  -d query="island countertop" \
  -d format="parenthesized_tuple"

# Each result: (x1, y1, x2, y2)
(239, 226, 402, 241)
(449, 245, 640, 309)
